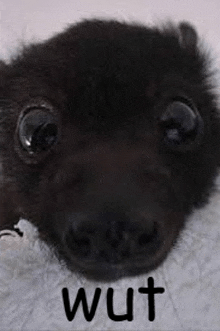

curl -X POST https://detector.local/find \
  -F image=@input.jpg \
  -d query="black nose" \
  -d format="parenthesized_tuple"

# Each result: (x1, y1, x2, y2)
(64, 211, 161, 264)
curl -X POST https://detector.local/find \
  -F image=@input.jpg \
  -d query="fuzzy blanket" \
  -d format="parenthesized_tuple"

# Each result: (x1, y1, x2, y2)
(1, 176, 220, 331)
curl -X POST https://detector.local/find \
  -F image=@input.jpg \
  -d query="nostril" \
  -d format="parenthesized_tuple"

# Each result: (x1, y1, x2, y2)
(137, 222, 159, 247)
(138, 232, 155, 246)
(76, 237, 91, 256)
(138, 233, 152, 246)
(64, 213, 162, 265)
(65, 228, 91, 257)
(76, 237, 90, 250)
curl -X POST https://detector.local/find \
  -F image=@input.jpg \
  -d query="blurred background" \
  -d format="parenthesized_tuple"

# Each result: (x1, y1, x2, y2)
(0, 0, 220, 65)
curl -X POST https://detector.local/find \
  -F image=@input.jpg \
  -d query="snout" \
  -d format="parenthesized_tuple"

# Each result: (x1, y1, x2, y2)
(63, 210, 166, 280)
(41, 142, 184, 281)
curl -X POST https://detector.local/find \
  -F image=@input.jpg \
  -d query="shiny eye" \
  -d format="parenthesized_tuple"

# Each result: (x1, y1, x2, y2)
(18, 108, 58, 154)
(159, 100, 204, 151)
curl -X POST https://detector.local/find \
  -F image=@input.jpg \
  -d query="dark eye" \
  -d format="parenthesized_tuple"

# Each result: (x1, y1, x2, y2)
(18, 108, 58, 154)
(159, 100, 204, 151)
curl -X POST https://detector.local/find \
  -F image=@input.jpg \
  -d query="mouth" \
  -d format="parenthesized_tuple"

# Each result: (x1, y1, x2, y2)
(64, 251, 170, 282)
(42, 209, 184, 282)
(61, 232, 172, 282)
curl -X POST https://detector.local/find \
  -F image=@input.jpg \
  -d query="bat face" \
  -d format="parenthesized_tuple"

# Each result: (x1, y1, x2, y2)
(0, 19, 220, 281)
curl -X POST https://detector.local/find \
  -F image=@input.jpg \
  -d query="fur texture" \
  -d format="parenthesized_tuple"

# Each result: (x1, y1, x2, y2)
(0, 19, 220, 281)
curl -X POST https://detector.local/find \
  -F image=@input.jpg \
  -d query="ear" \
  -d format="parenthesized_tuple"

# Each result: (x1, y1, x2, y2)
(0, 186, 19, 230)
(0, 61, 19, 230)
(0, 60, 9, 90)
(178, 22, 198, 52)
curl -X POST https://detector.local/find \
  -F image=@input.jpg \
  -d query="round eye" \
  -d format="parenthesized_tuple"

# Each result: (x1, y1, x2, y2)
(18, 108, 58, 154)
(159, 100, 204, 151)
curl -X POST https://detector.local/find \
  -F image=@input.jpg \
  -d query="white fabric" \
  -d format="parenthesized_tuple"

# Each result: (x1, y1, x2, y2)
(1, 177, 220, 330)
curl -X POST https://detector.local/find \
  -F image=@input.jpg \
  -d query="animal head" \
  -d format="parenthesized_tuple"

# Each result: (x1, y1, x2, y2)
(1, 19, 220, 281)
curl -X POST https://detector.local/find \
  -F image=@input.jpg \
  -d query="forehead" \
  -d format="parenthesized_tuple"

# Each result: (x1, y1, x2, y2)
(64, 21, 184, 80)
(14, 20, 189, 81)
(7, 20, 200, 133)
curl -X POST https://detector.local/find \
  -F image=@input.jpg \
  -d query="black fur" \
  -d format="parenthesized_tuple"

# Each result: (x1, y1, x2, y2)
(0, 19, 220, 281)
